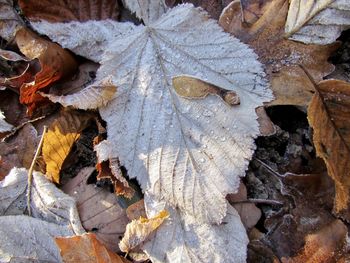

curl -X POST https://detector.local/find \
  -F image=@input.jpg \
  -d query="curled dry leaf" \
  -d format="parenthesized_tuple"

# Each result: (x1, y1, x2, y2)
(281, 220, 348, 263)
(0, 167, 85, 234)
(308, 79, 350, 220)
(219, 0, 338, 107)
(15, 28, 78, 114)
(119, 210, 169, 253)
(0, 123, 39, 179)
(41, 77, 117, 110)
(285, 0, 350, 45)
(0, 0, 22, 41)
(19, 0, 120, 22)
(0, 215, 76, 263)
(61, 167, 129, 252)
(55, 233, 128, 263)
(43, 110, 91, 184)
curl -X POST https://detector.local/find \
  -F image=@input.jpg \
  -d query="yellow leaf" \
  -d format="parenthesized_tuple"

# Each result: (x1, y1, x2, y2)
(119, 210, 169, 253)
(308, 79, 350, 219)
(55, 233, 128, 263)
(42, 110, 91, 184)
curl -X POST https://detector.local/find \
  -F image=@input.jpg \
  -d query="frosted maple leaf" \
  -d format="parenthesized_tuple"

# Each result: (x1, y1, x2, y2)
(31, 1, 272, 262)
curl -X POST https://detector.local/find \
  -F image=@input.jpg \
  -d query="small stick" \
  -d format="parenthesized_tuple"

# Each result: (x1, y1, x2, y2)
(234, 198, 284, 206)
(27, 125, 47, 216)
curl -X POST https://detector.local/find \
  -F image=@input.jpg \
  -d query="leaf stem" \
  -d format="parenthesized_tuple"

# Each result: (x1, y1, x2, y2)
(27, 125, 47, 216)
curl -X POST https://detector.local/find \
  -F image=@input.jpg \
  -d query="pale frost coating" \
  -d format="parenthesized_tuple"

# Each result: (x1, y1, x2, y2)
(0, 110, 13, 133)
(142, 197, 249, 263)
(286, 0, 350, 45)
(122, 0, 168, 24)
(32, 4, 273, 225)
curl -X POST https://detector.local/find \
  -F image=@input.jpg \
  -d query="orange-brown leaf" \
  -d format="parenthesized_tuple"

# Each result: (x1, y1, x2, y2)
(308, 79, 350, 220)
(219, 0, 338, 107)
(281, 220, 348, 263)
(55, 233, 129, 263)
(42, 110, 91, 184)
(15, 28, 78, 114)
(19, 0, 120, 22)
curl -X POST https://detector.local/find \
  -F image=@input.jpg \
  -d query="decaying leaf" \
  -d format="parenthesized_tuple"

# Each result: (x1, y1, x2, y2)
(285, 0, 350, 45)
(43, 110, 91, 184)
(119, 209, 169, 253)
(126, 199, 147, 220)
(219, 0, 338, 107)
(0, 110, 13, 133)
(0, 215, 76, 263)
(15, 27, 78, 113)
(55, 233, 127, 263)
(308, 79, 350, 219)
(0, 0, 22, 41)
(0, 123, 39, 179)
(281, 220, 348, 263)
(61, 167, 129, 252)
(19, 0, 120, 22)
(142, 200, 249, 263)
(0, 167, 85, 234)
(256, 106, 275, 136)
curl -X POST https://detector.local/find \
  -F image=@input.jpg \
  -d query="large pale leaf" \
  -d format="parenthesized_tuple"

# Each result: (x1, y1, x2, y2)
(0, 167, 85, 234)
(32, 4, 272, 224)
(0, 0, 21, 41)
(142, 198, 249, 263)
(285, 0, 350, 44)
(122, 0, 168, 24)
(0, 215, 75, 263)
(308, 79, 350, 220)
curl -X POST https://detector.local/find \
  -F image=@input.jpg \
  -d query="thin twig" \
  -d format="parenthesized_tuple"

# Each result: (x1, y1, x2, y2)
(2, 115, 46, 142)
(231, 198, 284, 206)
(27, 125, 47, 217)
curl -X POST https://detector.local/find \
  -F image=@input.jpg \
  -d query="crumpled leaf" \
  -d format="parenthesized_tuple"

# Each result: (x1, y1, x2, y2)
(142, 199, 249, 263)
(285, 0, 350, 45)
(61, 167, 129, 252)
(15, 27, 78, 114)
(56, 233, 128, 263)
(0, 167, 85, 234)
(41, 77, 117, 110)
(32, 4, 272, 225)
(123, 0, 168, 24)
(0, 123, 39, 179)
(119, 210, 169, 253)
(42, 110, 91, 184)
(308, 79, 350, 220)
(0, 0, 21, 41)
(281, 220, 348, 263)
(219, 0, 338, 107)
(19, 0, 120, 22)
(0, 215, 76, 263)
(0, 110, 13, 133)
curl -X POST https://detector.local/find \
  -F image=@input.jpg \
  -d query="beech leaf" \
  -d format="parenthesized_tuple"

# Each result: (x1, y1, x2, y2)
(285, 0, 350, 45)
(308, 79, 350, 220)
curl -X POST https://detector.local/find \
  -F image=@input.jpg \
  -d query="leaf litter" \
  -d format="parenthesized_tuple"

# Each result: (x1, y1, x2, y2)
(0, 0, 350, 262)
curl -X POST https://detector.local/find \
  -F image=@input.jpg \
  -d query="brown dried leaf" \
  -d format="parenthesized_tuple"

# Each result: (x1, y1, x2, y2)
(219, 0, 338, 107)
(256, 106, 275, 136)
(0, 123, 39, 179)
(119, 210, 169, 253)
(281, 220, 348, 263)
(61, 167, 129, 252)
(227, 181, 262, 229)
(55, 233, 128, 263)
(43, 110, 91, 184)
(308, 79, 350, 220)
(19, 0, 120, 22)
(126, 199, 146, 220)
(15, 28, 78, 114)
